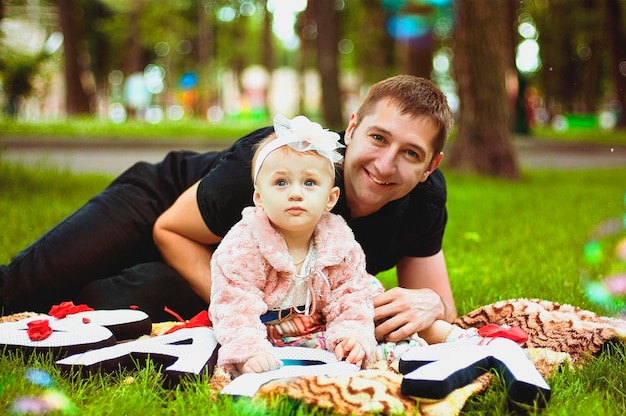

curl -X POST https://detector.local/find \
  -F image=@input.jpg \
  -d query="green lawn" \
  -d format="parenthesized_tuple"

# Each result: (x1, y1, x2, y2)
(2, 117, 626, 146)
(0, 118, 269, 143)
(1, 160, 626, 415)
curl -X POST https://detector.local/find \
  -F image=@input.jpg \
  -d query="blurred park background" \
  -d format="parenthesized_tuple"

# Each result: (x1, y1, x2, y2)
(1, 0, 626, 178)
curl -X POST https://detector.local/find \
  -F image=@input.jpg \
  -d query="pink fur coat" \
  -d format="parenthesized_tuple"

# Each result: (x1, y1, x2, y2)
(209, 206, 378, 367)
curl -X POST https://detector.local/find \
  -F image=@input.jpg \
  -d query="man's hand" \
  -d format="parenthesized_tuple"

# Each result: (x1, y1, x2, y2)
(237, 353, 282, 373)
(373, 287, 445, 342)
(379, 251, 457, 342)
(334, 337, 365, 367)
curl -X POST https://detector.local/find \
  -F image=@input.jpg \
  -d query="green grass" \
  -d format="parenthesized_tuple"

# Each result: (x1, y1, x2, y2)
(0, 162, 113, 260)
(531, 126, 626, 146)
(0, 117, 268, 143)
(447, 169, 626, 312)
(2, 117, 626, 146)
(1, 159, 626, 415)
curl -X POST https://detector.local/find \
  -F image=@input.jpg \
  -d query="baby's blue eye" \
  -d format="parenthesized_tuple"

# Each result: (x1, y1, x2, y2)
(304, 180, 314, 187)
(277, 180, 287, 186)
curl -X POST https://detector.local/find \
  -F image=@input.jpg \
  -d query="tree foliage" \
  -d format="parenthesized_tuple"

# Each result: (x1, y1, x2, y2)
(524, 0, 626, 126)
(0, 49, 47, 116)
(0, 0, 626, 176)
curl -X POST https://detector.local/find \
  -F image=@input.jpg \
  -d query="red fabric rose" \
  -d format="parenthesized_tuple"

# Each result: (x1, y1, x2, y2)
(27, 319, 53, 341)
(48, 301, 94, 318)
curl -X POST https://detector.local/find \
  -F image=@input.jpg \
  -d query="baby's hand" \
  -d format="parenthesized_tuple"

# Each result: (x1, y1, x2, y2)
(237, 353, 282, 373)
(334, 337, 365, 367)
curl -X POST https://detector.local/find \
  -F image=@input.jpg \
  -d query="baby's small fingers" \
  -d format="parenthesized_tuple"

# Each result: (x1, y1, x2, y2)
(346, 346, 365, 366)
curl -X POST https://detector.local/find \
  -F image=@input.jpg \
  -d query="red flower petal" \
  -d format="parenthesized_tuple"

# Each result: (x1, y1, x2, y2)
(48, 301, 94, 318)
(27, 319, 53, 341)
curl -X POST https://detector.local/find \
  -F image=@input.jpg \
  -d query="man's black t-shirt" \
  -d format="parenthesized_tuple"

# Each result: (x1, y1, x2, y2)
(196, 126, 447, 275)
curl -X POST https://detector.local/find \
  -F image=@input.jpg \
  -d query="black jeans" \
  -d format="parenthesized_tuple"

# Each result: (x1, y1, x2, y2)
(1, 151, 213, 321)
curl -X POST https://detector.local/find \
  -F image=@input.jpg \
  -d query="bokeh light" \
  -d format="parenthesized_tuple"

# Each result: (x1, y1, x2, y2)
(338, 39, 354, 55)
(25, 368, 53, 387)
(433, 49, 451, 74)
(124, 73, 150, 110)
(267, 0, 307, 50)
(145, 106, 164, 124)
(217, 6, 236, 22)
(144, 64, 165, 95)
(577, 43, 592, 61)
(179, 71, 198, 90)
(207, 105, 225, 123)
(516, 39, 540, 73)
(177, 39, 193, 55)
(386, 14, 431, 40)
(381, 0, 407, 12)
(43, 32, 64, 54)
(581, 195, 626, 318)
(154, 41, 170, 57)
(516, 16, 540, 73)
(619, 61, 626, 76)
(518, 21, 537, 40)
(240, 1, 256, 16)
(108, 102, 127, 123)
(10, 368, 76, 415)
(432, 16, 453, 40)
(167, 105, 185, 121)
(108, 70, 124, 87)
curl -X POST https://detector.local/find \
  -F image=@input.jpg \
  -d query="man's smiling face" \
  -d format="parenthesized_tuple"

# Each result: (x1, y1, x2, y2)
(342, 99, 443, 218)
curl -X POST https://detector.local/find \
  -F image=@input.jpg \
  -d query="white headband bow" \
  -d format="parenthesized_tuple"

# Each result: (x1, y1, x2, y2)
(253, 114, 344, 183)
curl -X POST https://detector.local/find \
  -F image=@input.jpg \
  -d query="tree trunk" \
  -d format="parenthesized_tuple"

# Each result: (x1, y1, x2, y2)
(260, 0, 274, 114)
(311, 0, 343, 129)
(606, 0, 626, 128)
(123, 3, 143, 75)
(447, 0, 520, 179)
(57, 0, 92, 115)
(197, 0, 214, 117)
(401, 3, 435, 79)
(348, 0, 393, 85)
(88, 1, 111, 118)
(261, 0, 274, 72)
(503, 0, 530, 135)
(403, 38, 433, 79)
(295, 8, 313, 115)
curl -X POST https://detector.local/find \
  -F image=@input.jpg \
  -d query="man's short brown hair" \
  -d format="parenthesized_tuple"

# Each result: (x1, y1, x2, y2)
(355, 75, 454, 156)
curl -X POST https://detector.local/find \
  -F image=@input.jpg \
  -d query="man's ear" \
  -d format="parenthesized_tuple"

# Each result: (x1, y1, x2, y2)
(325, 186, 340, 211)
(420, 152, 444, 182)
(344, 113, 358, 145)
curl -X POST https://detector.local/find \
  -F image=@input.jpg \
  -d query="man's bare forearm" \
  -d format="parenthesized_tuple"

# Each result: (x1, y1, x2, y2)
(154, 229, 214, 303)
(440, 294, 458, 322)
